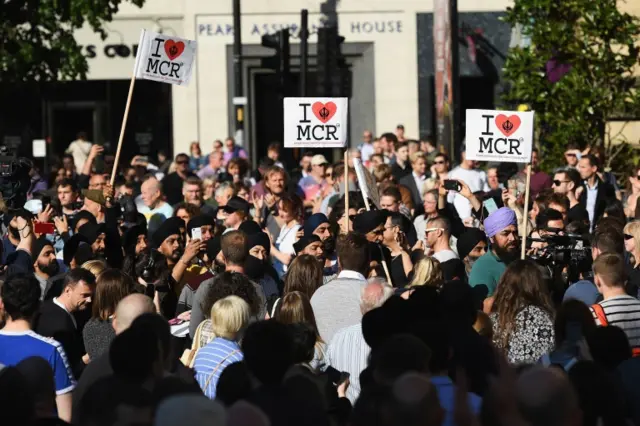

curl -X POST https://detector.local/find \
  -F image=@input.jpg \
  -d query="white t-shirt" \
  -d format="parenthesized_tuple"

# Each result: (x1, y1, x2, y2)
(274, 223, 302, 277)
(66, 140, 92, 174)
(432, 249, 459, 263)
(447, 167, 489, 219)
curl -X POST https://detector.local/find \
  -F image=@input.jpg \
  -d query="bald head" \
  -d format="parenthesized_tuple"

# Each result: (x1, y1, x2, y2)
(516, 366, 581, 426)
(361, 279, 394, 314)
(113, 293, 155, 334)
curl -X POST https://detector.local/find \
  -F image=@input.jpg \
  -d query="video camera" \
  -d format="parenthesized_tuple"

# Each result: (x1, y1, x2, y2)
(0, 146, 33, 211)
(528, 233, 592, 284)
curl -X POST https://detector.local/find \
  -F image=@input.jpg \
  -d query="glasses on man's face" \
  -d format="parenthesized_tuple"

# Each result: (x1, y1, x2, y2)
(552, 180, 569, 186)
(433, 161, 445, 165)
(625, 234, 634, 241)
(177, 160, 188, 165)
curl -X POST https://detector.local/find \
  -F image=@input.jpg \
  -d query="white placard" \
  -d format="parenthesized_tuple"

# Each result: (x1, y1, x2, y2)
(283, 97, 348, 148)
(32, 139, 46, 158)
(353, 158, 381, 209)
(134, 29, 197, 86)
(465, 109, 534, 163)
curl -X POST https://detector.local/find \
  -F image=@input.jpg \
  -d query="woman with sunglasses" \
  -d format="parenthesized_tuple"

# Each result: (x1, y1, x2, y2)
(623, 221, 640, 297)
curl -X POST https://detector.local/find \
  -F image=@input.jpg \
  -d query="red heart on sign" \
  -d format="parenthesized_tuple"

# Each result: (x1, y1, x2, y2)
(494, 114, 521, 137)
(312, 102, 337, 123)
(164, 40, 185, 61)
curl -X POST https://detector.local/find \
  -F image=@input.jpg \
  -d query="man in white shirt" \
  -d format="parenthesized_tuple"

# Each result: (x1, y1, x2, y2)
(138, 176, 174, 235)
(360, 130, 375, 163)
(425, 217, 459, 263)
(65, 132, 92, 174)
(311, 233, 370, 342)
(448, 148, 489, 219)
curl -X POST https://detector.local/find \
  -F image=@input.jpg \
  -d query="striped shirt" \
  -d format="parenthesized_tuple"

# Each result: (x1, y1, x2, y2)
(326, 323, 370, 403)
(193, 337, 243, 399)
(591, 295, 640, 349)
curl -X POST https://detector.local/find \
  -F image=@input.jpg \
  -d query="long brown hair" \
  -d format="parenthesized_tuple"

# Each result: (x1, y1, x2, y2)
(92, 269, 137, 320)
(491, 260, 554, 350)
(274, 291, 322, 342)
(283, 254, 323, 300)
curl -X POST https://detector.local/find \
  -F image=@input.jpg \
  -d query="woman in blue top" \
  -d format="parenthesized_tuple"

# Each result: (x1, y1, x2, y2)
(189, 142, 208, 171)
(193, 295, 250, 398)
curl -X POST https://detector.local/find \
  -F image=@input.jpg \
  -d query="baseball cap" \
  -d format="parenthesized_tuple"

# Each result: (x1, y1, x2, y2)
(311, 155, 329, 166)
(222, 196, 250, 215)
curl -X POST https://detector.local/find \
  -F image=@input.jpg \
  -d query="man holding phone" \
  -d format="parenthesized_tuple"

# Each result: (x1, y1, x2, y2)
(448, 147, 488, 220)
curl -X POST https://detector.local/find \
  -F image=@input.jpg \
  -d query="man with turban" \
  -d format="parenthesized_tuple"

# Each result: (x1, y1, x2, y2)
(456, 228, 488, 277)
(469, 207, 519, 297)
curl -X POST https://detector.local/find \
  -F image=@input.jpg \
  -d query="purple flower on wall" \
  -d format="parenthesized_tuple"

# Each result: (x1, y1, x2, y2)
(546, 58, 572, 83)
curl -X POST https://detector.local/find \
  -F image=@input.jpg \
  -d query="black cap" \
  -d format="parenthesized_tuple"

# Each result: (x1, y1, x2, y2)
(222, 196, 250, 215)
(31, 237, 54, 264)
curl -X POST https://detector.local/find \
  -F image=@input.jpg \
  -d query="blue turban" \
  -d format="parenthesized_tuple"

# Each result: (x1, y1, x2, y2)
(483, 207, 517, 238)
(304, 213, 329, 237)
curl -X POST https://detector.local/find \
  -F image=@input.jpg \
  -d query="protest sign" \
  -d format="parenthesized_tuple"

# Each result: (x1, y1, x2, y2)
(465, 109, 534, 164)
(135, 30, 197, 86)
(353, 158, 380, 210)
(110, 29, 197, 187)
(283, 98, 348, 148)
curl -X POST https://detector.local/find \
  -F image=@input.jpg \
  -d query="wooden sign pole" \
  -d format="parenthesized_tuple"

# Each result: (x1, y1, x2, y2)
(343, 150, 349, 234)
(110, 73, 137, 186)
(520, 163, 532, 260)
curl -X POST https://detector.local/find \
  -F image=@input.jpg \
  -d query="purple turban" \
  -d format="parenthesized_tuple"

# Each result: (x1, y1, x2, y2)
(483, 207, 517, 238)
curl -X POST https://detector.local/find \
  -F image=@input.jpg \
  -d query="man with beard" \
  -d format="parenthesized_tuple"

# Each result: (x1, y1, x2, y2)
(456, 228, 488, 277)
(304, 213, 339, 282)
(77, 223, 107, 260)
(33, 268, 96, 378)
(294, 235, 324, 263)
(122, 225, 149, 278)
(469, 207, 519, 297)
(32, 237, 60, 299)
(152, 216, 205, 297)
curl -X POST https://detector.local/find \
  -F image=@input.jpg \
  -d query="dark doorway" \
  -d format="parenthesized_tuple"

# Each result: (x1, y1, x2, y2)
(51, 108, 94, 156)
(252, 71, 335, 170)
(459, 76, 495, 140)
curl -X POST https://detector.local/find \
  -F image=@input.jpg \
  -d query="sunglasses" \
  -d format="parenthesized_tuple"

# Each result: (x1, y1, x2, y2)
(176, 160, 189, 165)
(565, 153, 576, 157)
(434, 161, 445, 165)
(625, 234, 634, 240)
(425, 227, 443, 234)
(324, 173, 331, 178)
(552, 180, 569, 186)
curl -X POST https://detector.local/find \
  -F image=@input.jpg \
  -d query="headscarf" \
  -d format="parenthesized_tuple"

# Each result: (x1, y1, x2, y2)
(293, 235, 321, 255)
(483, 207, 517, 238)
(353, 210, 388, 235)
(78, 223, 107, 245)
(151, 217, 184, 248)
(303, 213, 329, 237)
(456, 228, 487, 259)
(31, 237, 54, 264)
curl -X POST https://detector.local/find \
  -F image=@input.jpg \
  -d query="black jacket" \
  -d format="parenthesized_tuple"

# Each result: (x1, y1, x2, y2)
(33, 300, 85, 379)
(578, 177, 616, 226)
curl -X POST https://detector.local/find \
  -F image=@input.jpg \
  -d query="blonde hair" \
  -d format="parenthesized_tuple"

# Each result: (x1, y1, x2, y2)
(421, 182, 438, 197)
(408, 257, 443, 288)
(624, 221, 640, 255)
(210, 295, 251, 341)
(410, 151, 426, 164)
(81, 260, 107, 278)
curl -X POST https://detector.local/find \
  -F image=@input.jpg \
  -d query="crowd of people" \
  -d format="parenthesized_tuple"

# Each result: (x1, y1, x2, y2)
(2, 127, 640, 426)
